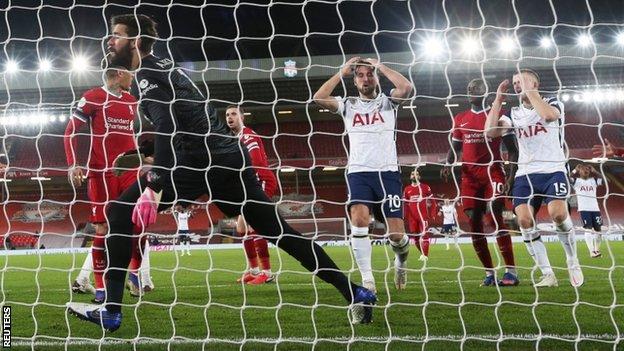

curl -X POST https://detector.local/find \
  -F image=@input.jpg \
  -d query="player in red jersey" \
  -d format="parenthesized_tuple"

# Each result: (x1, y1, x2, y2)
(441, 78, 520, 287)
(403, 169, 437, 261)
(225, 105, 278, 285)
(64, 66, 144, 302)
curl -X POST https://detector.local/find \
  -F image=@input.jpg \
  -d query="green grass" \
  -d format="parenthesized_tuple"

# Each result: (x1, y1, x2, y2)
(1, 240, 624, 351)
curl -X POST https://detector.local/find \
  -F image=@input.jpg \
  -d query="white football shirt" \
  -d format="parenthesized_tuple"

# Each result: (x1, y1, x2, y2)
(335, 93, 399, 174)
(176, 211, 190, 231)
(441, 204, 456, 225)
(574, 177, 602, 212)
(499, 97, 567, 177)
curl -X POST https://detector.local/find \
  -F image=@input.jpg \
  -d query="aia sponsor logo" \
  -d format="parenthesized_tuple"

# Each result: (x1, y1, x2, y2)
(516, 122, 548, 139)
(352, 110, 385, 127)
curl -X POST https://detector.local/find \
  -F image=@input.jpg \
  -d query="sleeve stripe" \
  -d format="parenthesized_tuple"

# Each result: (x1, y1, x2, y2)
(71, 113, 87, 122)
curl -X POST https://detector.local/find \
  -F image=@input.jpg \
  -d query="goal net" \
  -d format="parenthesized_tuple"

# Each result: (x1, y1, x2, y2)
(0, 1, 623, 349)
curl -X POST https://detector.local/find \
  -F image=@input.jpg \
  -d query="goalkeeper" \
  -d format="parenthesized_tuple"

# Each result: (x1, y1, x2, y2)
(67, 14, 377, 331)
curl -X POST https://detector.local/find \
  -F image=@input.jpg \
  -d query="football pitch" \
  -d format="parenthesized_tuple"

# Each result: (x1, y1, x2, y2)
(2, 240, 624, 351)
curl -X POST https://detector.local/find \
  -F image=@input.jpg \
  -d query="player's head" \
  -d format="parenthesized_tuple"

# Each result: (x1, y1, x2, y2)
(353, 60, 379, 98)
(512, 69, 540, 99)
(410, 168, 420, 184)
(225, 105, 244, 132)
(467, 78, 487, 106)
(108, 14, 158, 69)
(105, 65, 134, 91)
(579, 164, 591, 179)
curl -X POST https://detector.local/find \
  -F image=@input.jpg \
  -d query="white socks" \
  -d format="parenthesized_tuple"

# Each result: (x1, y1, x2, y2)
(521, 227, 554, 276)
(389, 234, 410, 257)
(76, 247, 93, 281)
(585, 231, 602, 254)
(140, 241, 153, 287)
(351, 226, 374, 283)
(555, 216, 577, 261)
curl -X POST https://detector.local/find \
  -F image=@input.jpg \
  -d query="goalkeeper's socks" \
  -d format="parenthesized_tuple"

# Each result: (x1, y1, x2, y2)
(351, 227, 374, 283)
(104, 279, 126, 314)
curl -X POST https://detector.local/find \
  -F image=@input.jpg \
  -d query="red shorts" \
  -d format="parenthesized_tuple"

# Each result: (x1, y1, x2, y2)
(407, 218, 428, 235)
(88, 170, 138, 223)
(461, 169, 506, 210)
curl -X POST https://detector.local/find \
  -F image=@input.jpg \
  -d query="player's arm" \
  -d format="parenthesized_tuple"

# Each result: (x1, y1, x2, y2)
(570, 164, 583, 178)
(442, 117, 463, 181)
(366, 58, 413, 104)
(588, 165, 604, 185)
(502, 133, 519, 192)
(313, 56, 361, 113)
(64, 95, 92, 187)
(486, 80, 512, 138)
(402, 187, 411, 223)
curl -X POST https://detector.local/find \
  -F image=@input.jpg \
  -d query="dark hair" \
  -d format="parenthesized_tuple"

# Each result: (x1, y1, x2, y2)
(517, 68, 540, 84)
(111, 14, 158, 54)
(104, 66, 127, 80)
(226, 105, 244, 115)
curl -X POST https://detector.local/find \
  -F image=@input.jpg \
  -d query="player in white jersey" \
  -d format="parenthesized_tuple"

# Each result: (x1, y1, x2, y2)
(439, 199, 458, 249)
(313, 57, 413, 294)
(486, 69, 583, 288)
(571, 164, 604, 258)
(174, 206, 193, 256)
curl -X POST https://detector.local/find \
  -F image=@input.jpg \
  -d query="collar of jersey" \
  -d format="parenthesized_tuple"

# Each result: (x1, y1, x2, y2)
(101, 85, 122, 99)
(470, 106, 491, 114)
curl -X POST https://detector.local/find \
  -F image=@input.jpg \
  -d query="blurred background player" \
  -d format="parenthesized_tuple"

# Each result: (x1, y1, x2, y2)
(439, 199, 458, 249)
(226, 105, 276, 285)
(571, 164, 605, 258)
(403, 169, 437, 261)
(64, 65, 140, 303)
(442, 78, 519, 287)
(592, 139, 624, 159)
(173, 205, 193, 256)
(68, 15, 378, 330)
(314, 57, 413, 292)
(486, 69, 583, 288)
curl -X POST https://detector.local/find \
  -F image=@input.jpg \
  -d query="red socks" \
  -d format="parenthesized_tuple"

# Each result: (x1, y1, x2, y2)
(92, 233, 106, 290)
(254, 236, 271, 271)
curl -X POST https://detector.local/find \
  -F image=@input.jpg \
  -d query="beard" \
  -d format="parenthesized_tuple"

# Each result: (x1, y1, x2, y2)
(357, 85, 376, 97)
(108, 44, 134, 70)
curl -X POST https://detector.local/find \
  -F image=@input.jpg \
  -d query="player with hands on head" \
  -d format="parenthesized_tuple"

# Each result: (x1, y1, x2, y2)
(486, 69, 583, 288)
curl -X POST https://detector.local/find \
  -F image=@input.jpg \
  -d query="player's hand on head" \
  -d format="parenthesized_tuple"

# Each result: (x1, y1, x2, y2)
(68, 167, 84, 187)
(495, 79, 510, 103)
(364, 58, 380, 68)
(440, 166, 451, 182)
(341, 56, 361, 77)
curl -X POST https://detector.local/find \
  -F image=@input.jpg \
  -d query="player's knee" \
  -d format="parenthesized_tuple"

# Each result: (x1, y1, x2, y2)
(517, 216, 534, 229)
(551, 212, 567, 224)
(471, 234, 486, 243)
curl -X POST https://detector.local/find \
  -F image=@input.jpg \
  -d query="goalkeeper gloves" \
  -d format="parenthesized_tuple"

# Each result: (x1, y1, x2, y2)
(132, 186, 162, 227)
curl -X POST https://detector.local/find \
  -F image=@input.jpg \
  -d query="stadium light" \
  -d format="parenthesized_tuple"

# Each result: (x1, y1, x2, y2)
(498, 37, 515, 53)
(322, 166, 338, 171)
(277, 110, 293, 115)
(617, 32, 624, 46)
(30, 176, 51, 181)
(561, 93, 570, 102)
(573, 93, 582, 102)
(72, 55, 89, 72)
(423, 37, 444, 58)
(243, 112, 251, 116)
(38, 59, 52, 72)
(577, 34, 592, 47)
(5, 60, 19, 74)
(0, 179, 12, 183)
(280, 167, 296, 173)
(59, 114, 67, 122)
(540, 37, 553, 48)
(49, 115, 56, 122)
(460, 37, 479, 56)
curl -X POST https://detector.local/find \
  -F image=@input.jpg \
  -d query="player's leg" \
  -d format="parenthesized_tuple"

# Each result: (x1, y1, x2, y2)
(581, 211, 596, 256)
(247, 223, 274, 285)
(489, 176, 518, 286)
(72, 246, 95, 294)
(545, 172, 582, 287)
(127, 233, 148, 297)
(592, 212, 603, 257)
(513, 175, 556, 287)
(185, 234, 192, 255)
(140, 238, 154, 291)
(346, 172, 376, 292)
(237, 215, 260, 283)
(376, 171, 410, 289)
(462, 179, 496, 284)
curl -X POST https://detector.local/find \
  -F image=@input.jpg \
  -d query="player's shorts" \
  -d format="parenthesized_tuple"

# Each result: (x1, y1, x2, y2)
(580, 211, 602, 232)
(88, 170, 139, 224)
(442, 223, 456, 234)
(461, 169, 506, 210)
(347, 171, 403, 219)
(407, 218, 428, 234)
(178, 230, 191, 243)
(512, 171, 569, 209)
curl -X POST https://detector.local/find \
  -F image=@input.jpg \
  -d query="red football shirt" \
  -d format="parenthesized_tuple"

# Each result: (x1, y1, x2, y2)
(64, 86, 138, 172)
(241, 126, 277, 189)
(452, 108, 509, 174)
(403, 182, 436, 222)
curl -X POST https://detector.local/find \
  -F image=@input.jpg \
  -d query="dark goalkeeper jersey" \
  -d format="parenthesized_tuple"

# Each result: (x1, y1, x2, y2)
(132, 55, 239, 179)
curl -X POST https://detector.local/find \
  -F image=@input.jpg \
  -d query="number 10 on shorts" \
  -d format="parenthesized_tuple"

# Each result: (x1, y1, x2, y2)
(387, 195, 401, 212)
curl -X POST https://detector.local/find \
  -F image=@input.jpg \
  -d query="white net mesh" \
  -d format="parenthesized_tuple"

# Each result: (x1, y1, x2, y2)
(0, 0, 623, 349)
